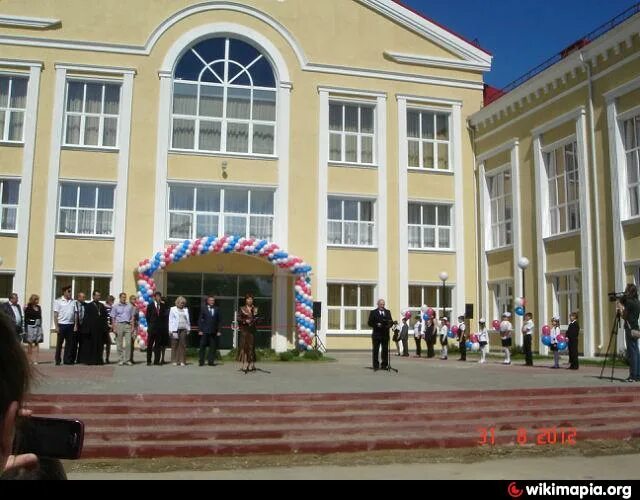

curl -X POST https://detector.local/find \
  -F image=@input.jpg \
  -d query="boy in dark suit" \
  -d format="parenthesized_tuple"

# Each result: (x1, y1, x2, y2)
(566, 312, 580, 370)
(146, 291, 168, 366)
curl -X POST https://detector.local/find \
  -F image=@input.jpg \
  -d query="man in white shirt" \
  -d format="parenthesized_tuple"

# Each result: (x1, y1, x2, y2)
(522, 312, 534, 366)
(53, 285, 76, 365)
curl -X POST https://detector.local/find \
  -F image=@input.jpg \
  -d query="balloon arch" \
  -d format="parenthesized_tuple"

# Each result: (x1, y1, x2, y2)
(134, 236, 316, 351)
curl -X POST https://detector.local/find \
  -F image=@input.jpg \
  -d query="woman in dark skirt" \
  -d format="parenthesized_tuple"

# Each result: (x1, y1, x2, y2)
(237, 293, 258, 373)
(24, 294, 43, 365)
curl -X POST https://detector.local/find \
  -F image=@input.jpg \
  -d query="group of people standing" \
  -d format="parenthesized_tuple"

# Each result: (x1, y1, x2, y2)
(370, 298, 586, 371)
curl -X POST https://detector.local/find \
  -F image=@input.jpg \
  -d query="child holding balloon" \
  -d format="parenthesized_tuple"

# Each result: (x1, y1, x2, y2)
(439, 317, 449, 360)
(478, 318, 489, 363)
(500, 312, 513, 365)
(550, 316, 561, 369)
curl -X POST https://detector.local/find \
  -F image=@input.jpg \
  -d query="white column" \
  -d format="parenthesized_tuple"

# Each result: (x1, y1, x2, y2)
(272, 269, 289, 353)
(41, 67, 67, 342)
(376, 95, 388, 302)
(477, 163, 489, 321)
(14, 63, 42, 302)
(316, 89, 329, 347)
(111, 71, 135, 295)
(152, 72, 172, 251)
(532, 134, 548, 352)
(452, 103, 465, 315)
(576, 111, 595, 357)
(275, 83, 292, 247)
(397, 97, 409, 310)
(605, 98, 627, 352)
(511, 141, 523, 346)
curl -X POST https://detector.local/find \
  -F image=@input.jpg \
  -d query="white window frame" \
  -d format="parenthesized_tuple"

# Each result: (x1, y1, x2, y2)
(407, 284, 454, 319)
(490, 280, 514, 325)
(0, 74, 28, 143)
(327, 283, 376, 334)
(170, 38, 278, 157)
(408, 202, 454, 251)
(551, 272, 581, 328)
(406, 107, 451, 171)
(53, 275, 112, 302)
(327, 196, 376, 248)
(543, 138, 581, 236)
(328, 100, 376, 166)
(63, 79, 121, 149)
(486, 167, 513, 249)
(622, 114, 640, 218)
(0, 177, 20, 233)
(166, 184, 275, 241)
(57, 182, 116, 237)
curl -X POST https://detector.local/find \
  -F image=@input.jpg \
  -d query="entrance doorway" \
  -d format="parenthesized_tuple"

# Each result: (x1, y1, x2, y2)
(165, 272, 273, 350)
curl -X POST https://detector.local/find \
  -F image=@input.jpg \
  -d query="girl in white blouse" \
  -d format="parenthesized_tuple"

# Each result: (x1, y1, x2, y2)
(168, 296, 190, 366)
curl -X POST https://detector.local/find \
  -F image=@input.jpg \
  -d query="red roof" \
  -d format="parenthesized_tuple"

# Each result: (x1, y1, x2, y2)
(483, 84, 505, 106)
(391, 0, 492, 56)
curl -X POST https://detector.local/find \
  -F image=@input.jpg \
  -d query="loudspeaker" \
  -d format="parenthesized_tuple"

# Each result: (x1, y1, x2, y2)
(465, 303, 474, 319)
(313, 301, 322, 318)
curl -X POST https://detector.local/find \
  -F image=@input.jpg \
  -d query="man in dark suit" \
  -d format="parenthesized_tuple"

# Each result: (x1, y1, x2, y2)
(77, 291, 108, 365)
(0, 293, 23, 341)
(566, 311, 580, 370)
(198, 295, 222, 367)
(367, 298, 393, 371)
(146, 291, 167, 366)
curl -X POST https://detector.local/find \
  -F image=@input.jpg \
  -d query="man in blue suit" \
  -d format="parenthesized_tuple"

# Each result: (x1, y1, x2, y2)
(198, 295, 222, 367)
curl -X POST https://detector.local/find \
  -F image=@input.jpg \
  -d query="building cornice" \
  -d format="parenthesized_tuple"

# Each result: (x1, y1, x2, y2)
(384, 50, 491, 72)
(0, 14, 60, 29)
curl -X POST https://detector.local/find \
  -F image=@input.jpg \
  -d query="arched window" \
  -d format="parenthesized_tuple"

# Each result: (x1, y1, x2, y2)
(171, 37, 277, 155)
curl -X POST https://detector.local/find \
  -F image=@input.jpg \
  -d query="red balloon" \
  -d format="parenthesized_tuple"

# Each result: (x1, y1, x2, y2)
(492, 320, 500, 329)
(542, 325, 551, 335)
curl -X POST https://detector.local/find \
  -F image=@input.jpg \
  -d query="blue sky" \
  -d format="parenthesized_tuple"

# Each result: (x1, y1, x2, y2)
(401, 0, 639, 88)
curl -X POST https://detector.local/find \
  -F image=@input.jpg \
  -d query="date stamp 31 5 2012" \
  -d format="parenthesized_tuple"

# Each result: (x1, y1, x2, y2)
(478, 427, 577, 446)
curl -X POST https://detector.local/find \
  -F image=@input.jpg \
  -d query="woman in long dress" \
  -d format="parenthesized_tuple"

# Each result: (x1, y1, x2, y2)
(237, 293, 258, 373)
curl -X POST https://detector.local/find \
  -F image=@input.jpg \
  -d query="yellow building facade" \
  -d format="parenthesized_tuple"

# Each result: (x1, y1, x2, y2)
(469, 10, 640, 356)
(0, 0, 491, 350)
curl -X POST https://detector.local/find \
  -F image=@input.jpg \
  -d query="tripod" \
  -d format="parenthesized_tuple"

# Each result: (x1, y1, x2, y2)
(312, 315, 327, 353)
(381, 319, 398, 373)
(599, 310, 622, 381)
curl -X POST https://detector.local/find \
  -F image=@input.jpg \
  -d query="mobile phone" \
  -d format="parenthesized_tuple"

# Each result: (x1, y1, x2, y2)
(13, 416, 84, 460)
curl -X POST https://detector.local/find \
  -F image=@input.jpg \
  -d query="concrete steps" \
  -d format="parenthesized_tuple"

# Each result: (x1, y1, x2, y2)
(26, 386, 640, 458)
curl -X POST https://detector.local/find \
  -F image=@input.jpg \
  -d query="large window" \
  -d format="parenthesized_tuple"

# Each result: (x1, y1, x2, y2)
(58, 183, 115, 236)
(408, 285, 453, 319)
(0, 179, 19, 232)
(0, 274, 13, 300)
(623, 115, 640, 218)
(408, 202, 453, 250)
(544, 141, 580, 235)
(53, 275, 111, 299)
(491, 281, 513, 322)
(407, 109, 450, 170)
(0, 76, 27, 143)
(552, 273, 581, 326)
(172, 38, 277, 155)
(328, 198, 375, 247)
(64, 81, 120, 148)
(327, 283, 375, 333)
(487, 169, 512, 249)
(168, 185, 274, 240)
(329, 102, 375, 165)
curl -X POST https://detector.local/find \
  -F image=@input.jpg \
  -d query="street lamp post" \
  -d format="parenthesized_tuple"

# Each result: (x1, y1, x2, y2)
(439, 271, 449, 319)
(517, 257, 530, 315)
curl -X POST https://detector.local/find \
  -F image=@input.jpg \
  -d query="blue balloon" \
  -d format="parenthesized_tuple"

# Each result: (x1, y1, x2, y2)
(515, 306, 525, 316)
(541, 335, 552, 346)
(447, 330, 455, 339)
(465, 341, 472, 349)
(558, 342, 568, 351)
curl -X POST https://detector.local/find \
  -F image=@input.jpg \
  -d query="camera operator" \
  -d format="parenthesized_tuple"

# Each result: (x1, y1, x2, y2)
(617, 284, 640, 382)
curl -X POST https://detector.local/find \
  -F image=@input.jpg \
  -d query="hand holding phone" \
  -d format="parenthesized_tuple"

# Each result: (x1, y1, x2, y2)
(13, 416, 84, 460)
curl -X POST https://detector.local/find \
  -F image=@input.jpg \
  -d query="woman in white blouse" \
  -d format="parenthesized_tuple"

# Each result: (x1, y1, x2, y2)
(168, 296, 190, 366)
